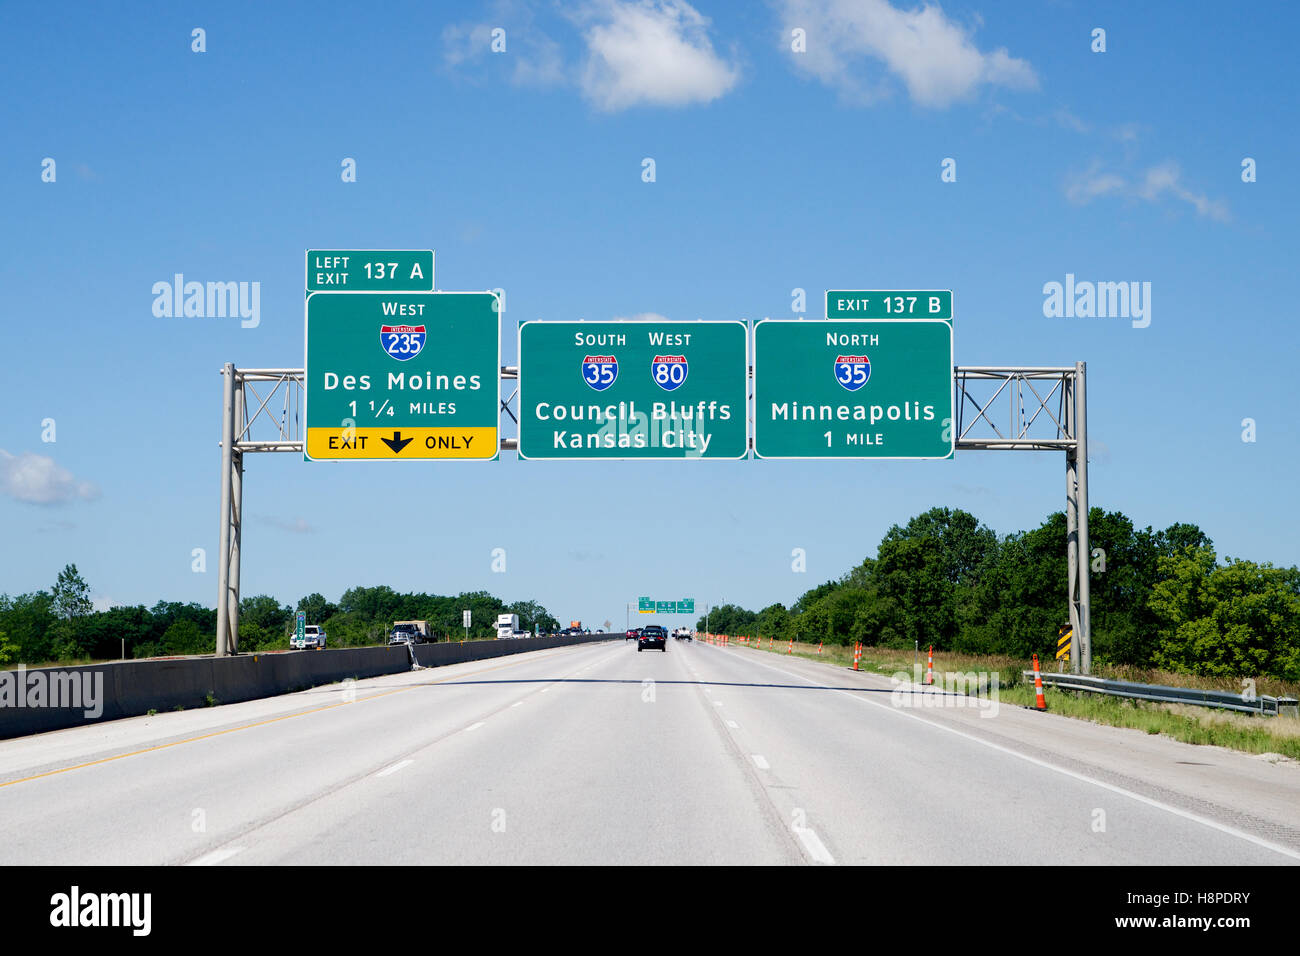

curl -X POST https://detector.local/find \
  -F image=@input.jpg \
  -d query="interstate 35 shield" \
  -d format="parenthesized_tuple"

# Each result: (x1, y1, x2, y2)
(380, 324, 427, 361)
(582, 354, 619, 391)
(834, 354, 870, 391)
(652, 354, 689, 391)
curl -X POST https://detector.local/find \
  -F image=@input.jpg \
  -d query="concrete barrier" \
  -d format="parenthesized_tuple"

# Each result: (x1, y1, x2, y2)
(0, 636, 613, 740)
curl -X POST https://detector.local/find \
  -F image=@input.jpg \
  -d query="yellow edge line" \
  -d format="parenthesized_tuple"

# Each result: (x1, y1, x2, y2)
(0, 648, 587, 790)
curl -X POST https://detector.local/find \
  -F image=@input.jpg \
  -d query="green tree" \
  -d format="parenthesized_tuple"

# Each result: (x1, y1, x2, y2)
(239, 594, 290, 636)
(52, 564, 92, 620)
(0, 591, 58, 662)
(162, 619, 206, 655)
(1149, 548, 1300, 679)
(296, 592, 337, 625)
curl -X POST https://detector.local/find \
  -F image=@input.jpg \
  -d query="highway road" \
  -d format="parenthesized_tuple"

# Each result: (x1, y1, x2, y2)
(1, 638, 1298, 865)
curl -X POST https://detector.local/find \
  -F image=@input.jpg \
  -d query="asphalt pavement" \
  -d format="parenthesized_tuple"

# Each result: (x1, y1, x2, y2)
(1, 638, 1297, 865)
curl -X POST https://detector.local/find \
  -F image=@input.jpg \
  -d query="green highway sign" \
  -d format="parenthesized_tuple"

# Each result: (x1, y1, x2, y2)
(656, 601, 676, 613)
(827, 290, 952, 320)
(306, 250, 434, 292)
(517, 320, 748, 460)
(638, 597, 654, 614)
(304, 291, 500, 460)
(753, 320, 954, 460)
(678, 599, 694, 614)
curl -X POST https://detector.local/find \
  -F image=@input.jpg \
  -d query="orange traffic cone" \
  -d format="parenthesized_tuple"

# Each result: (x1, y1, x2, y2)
(925, 645, 934, 685)
(817, 641, 823, 655)
(1032, 653, 1047, 711)
(852, 642, 862, 671)
(787, 638, 793, 655)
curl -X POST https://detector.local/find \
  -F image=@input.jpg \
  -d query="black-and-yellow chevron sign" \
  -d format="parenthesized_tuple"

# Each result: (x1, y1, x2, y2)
(1056, 625, 1073, 661)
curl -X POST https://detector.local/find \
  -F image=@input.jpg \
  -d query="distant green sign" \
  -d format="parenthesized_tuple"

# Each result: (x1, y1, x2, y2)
(656, 601, 676, 614)
(827, 290, 951, 320)
(753, 320, 953, 460)
(678, 599, 694, 614)
(638, 596, 654, 614)
(306, 250, 434, 292)
(517, 320, 748, 460)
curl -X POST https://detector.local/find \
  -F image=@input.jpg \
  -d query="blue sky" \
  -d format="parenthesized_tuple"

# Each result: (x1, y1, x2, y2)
(2, 0, 1297, 628)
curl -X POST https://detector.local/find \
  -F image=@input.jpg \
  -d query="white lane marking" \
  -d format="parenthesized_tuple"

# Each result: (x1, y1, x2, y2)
(375, 759, 413, 778)
(511, 701, 524, 707)
(736, 652, 1300, 862)
(541, 687, 551, 693)
(188, 847, 244, 866)
(726, 720, 739, 729)
(751, 754, 770, 770)
(466, 721, 485, 732)
(793, 826, 835, 865)
(713, 701, 723, 707)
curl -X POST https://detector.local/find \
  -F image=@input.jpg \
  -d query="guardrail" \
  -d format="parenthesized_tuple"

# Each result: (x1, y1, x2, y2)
(1025, 671, 1299, 717)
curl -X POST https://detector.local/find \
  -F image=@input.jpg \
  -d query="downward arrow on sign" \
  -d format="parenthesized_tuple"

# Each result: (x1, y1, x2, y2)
(382, 432, 414, 454)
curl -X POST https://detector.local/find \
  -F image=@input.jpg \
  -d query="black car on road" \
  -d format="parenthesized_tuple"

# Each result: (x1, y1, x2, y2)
(638, 625, 667, 652)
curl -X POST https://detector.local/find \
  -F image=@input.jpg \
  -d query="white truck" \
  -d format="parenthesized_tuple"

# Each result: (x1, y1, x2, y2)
(496, 613, 520, 640)
(291, 624, 327, 650)
(388, 620, 433, 645)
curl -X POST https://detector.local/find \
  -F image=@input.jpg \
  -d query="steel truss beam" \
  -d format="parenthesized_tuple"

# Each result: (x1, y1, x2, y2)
(217, 363, 1091, 672)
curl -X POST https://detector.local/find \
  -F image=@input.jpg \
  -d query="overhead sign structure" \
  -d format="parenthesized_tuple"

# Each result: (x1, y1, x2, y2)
(517, 320, 748, 460)
(826, 290, 952, 320)
(304, 291, 500, 460)
(753, 320, 954, 459)
(638, 597, 694, 614)
(306, 250, 434, 293)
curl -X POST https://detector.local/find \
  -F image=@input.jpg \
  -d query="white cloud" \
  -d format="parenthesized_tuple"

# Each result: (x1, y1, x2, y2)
(1064, 162, 1126, 205)
(1138, 161, 1229, 222)
(441, 0, 567, 88)
(258, 515, 316, 534)
(577, 0, 740, 110)
(0, 450, 99, 506)
(1065, 160, 1229, 222)
(611, 312, 673, 322)
(781, 0, 1037, 107)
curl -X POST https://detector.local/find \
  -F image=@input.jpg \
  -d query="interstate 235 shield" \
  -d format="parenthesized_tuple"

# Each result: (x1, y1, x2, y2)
(381, 324, 426, 361)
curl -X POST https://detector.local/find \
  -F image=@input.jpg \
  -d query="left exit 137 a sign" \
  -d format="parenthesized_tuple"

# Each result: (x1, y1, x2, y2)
(305, 250, 434, 292)
(304, 292, 500, 460)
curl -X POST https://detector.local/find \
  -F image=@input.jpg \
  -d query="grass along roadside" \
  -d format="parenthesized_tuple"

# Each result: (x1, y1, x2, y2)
(711, 637, 1300, 762)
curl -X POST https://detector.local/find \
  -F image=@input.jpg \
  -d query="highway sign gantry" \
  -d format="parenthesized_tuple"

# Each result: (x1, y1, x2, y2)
(306, 250, 434, 293)
(753, 319, 954, 459)
(304, 291, 500, 460)
(517, 320, 748, 460)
